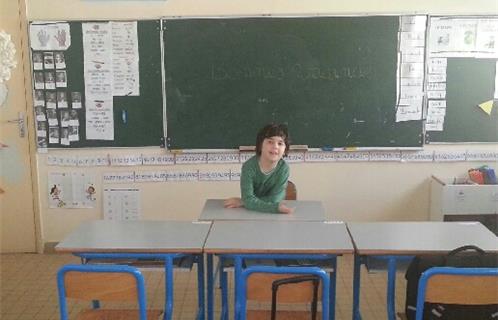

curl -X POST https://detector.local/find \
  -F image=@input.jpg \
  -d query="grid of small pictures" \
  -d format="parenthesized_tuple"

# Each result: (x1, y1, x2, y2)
(32, 51, 84, 148)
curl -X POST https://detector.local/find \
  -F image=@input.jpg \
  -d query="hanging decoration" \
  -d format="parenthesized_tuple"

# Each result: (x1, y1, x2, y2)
(0, 30, 17, 107)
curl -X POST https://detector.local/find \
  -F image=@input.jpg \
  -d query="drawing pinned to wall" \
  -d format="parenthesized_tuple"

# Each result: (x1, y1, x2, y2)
(49, 182, 65, 207)
(29, 22, 71, 51)
(86, 184, 96, 201)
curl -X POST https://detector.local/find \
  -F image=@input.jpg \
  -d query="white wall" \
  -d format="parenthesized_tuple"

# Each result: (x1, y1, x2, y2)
(23, 0, 498, 245)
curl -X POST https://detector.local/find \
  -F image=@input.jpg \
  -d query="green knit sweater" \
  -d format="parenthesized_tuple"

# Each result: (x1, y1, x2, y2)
(240, 155, 289, 213)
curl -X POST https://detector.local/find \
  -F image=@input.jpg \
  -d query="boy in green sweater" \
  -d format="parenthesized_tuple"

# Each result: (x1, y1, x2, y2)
(224, 123, 294, 213)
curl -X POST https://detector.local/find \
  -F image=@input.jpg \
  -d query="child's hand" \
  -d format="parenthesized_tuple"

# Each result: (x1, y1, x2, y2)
(224, 197, 243, 208)
(278, 203, 294, 214)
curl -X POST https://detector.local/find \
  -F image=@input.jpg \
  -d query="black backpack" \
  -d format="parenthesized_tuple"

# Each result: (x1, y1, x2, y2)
(404, 245, 498, 320)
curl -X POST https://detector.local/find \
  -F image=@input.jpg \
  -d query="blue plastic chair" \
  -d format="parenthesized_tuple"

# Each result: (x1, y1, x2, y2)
(415, 267, 498, 320)
(57, 264, 163, 320)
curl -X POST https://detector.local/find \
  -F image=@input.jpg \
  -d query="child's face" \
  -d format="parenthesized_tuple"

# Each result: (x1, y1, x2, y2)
(260, 135, 286, 163)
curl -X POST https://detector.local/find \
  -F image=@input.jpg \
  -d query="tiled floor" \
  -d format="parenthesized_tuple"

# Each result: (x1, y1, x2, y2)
(0, 253, 407, 319)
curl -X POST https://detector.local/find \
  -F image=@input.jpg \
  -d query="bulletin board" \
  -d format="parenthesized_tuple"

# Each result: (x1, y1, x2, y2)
(29, 20, 163, 148)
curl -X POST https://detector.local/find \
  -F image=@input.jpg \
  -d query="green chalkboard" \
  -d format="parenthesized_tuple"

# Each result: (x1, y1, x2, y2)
(31, 20, 163, 148)
(426, 58, 498, 143)
(163, 16, 423, 149)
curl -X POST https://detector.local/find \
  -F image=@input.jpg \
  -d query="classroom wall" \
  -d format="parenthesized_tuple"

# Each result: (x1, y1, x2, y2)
(20, 0, 498, 246)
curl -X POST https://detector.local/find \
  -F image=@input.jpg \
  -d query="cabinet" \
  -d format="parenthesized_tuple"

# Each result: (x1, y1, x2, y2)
(430, 175, 498, 235)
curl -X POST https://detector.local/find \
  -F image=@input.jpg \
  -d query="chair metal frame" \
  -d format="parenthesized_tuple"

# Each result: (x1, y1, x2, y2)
(74, 252, 205, 320)
(57, 264, 149, 320)
(415, 266, 498, 320)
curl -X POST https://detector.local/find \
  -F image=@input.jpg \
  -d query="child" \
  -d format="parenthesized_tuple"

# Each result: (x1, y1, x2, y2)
(224, 123, 293, 213)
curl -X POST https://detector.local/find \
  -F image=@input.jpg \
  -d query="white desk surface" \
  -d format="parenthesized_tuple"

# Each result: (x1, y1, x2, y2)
(199, 199, 325, 221)
(347, 222, 498, 255)
(55, 220, 212, 253)
(204, 220, 354, 254)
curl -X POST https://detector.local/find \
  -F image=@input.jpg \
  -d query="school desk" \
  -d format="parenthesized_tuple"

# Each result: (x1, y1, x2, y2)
(55, 220, 212, 320)
(199, 199, 326, 221)
(347, 221, 498, 320)
(199, 199, 326, 320)
(203, 220, 354, 320)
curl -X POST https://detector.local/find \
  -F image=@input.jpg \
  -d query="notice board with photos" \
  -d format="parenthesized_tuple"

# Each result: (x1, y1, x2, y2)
(29, 20, 163, 148)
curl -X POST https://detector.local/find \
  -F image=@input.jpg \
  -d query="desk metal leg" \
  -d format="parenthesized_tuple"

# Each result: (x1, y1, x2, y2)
(207, 254, 214, 320)
(386, 258, 397, 320)
(329, 257, 337, 320)
(197, 254, 205, 320)
(164, 256, 174, 320)
(234, 256, 244, 320)
(220, 260, 229, 320)
(352, 255, 362, 320)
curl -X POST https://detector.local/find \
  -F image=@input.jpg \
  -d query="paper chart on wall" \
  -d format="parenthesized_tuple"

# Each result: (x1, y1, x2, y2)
(103, 188, 141, 220)
(111, 21, 140, 96)
(429, 17, 498, 57)
(103, 172, 135, 184)
(425, 100, 446, 131)
(48, 172, 96, 208)
(198, 170, 231, 181)
(82, 22, 114, 140)
(395, 16, 426, 122)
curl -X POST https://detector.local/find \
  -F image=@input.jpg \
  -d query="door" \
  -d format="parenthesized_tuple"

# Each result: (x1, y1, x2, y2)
(0, 0, 38, 252)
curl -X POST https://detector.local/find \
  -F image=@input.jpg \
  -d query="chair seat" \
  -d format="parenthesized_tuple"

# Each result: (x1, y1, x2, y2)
(77, 309, 163, 320)
(246, 310, 321, 320)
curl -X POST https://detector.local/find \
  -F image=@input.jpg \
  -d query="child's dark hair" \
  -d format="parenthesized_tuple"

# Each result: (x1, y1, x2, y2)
(255, 123, 290, 156)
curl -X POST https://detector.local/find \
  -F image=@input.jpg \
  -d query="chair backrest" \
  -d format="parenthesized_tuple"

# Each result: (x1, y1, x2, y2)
(285, 180, 297, 200)
(415, 267, 498, 320)
(57, 264, 147, 320)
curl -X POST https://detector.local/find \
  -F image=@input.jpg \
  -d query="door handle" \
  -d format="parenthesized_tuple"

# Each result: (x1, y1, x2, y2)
(5, 112, 25, 138)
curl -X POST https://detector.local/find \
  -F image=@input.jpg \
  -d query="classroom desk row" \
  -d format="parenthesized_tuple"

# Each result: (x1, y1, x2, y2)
(55, 200, 498, 320)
